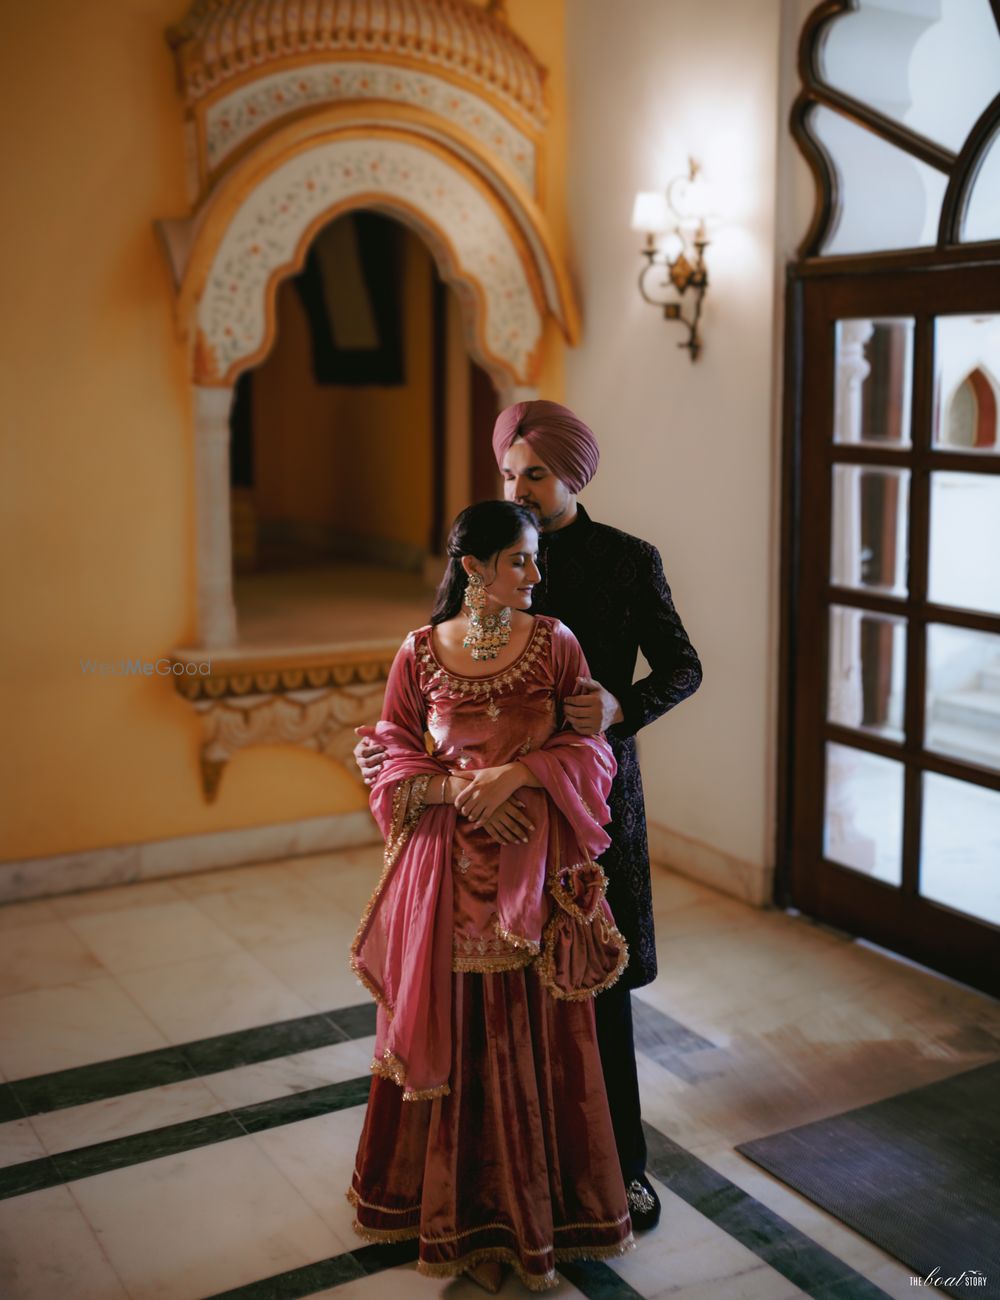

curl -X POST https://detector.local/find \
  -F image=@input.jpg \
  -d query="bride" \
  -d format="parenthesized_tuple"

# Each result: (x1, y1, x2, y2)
(348, 499, 635, 1292)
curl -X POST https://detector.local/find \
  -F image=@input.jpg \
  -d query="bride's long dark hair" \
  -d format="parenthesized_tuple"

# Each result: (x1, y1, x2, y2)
(430, 500, 539, 626)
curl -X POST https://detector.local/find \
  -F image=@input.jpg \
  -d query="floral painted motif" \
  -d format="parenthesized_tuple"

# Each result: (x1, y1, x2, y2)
(170, 0, 547, 126)
(205, 62, 537, 192)
(197, 137, 542, 383)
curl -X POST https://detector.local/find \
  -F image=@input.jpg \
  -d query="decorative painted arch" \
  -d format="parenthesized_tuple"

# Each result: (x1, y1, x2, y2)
(174, 115, 577, 396)
(158, 0, 579, 649)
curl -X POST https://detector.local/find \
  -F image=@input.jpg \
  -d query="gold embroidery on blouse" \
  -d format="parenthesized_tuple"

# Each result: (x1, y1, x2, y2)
(454, 932, 516, 958)
(453, 951, 535, 973)
(452, 923, 538, 972)
(416, 620, 550, 699)
(485, 698, 501, 720)
(456, 851, 471, 874)
(349, 772, 432, 1012)
(518, 736, 533, 755)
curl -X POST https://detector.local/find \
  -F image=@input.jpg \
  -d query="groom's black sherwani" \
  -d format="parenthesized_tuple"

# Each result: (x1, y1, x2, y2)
(531, 503, 703, 989)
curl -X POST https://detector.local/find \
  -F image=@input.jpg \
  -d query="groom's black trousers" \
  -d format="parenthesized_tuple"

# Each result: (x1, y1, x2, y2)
(594, 980, 647, 1181)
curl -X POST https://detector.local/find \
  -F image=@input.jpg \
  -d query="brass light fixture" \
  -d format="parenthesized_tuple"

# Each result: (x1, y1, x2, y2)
(631, 159, 714, 361)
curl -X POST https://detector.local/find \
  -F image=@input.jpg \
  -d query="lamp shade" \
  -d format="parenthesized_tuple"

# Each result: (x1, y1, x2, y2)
(630, 191, 669, 233)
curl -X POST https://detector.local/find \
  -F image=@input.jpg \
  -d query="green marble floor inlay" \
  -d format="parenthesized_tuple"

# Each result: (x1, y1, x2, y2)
(0, 998, 906, 1299)
(0, 1075, 371, 1202)
(205, 1240, 419, 1299)
(5, 1003, 376, 1119)
(207, 1241, 645, 1300)
(643, 1123, 895, 1300)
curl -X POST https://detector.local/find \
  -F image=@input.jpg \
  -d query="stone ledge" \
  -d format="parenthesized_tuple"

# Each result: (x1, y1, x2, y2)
(168, 641, 397, 702)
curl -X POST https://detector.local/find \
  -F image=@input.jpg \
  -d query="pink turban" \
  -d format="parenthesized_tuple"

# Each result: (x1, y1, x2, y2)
(491, 400, 600, 494)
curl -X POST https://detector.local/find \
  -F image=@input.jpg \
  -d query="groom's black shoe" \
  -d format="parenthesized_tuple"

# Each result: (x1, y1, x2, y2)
(626, 1175, 661, 1231)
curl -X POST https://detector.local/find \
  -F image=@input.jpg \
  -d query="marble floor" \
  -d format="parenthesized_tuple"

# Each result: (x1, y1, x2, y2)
(1, 849, 999, 1300)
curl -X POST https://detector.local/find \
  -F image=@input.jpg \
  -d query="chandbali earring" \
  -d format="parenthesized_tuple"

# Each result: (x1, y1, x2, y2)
(462, 571, 512, 661)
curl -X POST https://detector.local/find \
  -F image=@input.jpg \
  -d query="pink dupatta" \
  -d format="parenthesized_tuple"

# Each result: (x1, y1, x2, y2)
(350, 722, 456, 1100)
(351, 626, 628, 1101)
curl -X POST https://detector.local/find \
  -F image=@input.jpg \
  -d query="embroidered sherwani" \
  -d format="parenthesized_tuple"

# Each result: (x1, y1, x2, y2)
(531, 504, 704, 988)
(348, 615, 635, 1291)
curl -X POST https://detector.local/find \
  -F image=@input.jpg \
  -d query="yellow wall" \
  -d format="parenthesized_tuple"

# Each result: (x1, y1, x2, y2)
(508, 0, 568, 403)
(253, 225, 434, 553)
(0, 0, 569, 864)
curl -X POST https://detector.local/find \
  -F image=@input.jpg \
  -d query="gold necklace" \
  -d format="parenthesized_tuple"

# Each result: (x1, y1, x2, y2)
(462, 572, 512, 661)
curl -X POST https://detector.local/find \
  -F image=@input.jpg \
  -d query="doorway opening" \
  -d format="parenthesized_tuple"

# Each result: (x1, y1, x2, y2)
(227, 210, 500, 651)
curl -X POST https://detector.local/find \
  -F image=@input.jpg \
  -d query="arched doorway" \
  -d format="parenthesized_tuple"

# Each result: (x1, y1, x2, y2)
(228, 206, 498, 651)
(158, 0, 578, 798)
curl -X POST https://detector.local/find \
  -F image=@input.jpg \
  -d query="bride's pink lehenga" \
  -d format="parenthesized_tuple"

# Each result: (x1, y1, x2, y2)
(348, 615, 635, 1291)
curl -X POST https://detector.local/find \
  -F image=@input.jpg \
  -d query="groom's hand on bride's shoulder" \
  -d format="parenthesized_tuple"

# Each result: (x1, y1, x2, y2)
(564, 676, 623, 735)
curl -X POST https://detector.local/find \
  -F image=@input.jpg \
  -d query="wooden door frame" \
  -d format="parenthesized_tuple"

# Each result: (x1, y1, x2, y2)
(776, 248, 1000, 997)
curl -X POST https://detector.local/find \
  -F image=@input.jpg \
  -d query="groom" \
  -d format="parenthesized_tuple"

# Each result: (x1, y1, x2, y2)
(355, 399, 703, 1230)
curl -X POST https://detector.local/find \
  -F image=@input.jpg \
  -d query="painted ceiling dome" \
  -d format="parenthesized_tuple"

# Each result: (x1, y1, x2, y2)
(167, 0, 547, 126)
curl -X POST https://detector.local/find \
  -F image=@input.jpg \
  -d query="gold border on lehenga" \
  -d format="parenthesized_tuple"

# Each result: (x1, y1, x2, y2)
(345, 1205, 634, 1294)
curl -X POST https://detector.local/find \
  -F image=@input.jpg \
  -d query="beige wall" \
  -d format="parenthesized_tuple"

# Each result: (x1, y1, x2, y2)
(564, 0, 785, 882)
(0, 0, 571, 864)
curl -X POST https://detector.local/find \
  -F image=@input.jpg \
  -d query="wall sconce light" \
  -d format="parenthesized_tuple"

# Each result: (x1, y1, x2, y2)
(631, 159, 714, 361)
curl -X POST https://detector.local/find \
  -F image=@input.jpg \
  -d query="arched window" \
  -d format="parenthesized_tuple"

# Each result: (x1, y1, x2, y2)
(793, 0, 1000, 256)
(945, 366, 998, 449)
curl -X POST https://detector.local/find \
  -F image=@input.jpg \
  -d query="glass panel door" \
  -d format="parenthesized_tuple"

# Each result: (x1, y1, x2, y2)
(785, 264, 1000, 998)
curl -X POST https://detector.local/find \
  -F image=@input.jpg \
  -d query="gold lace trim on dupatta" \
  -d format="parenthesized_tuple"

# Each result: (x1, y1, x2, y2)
(349, 772, 433, 1013)
(494, 920, 542, 954)
(370, 1047, 450, 1101)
